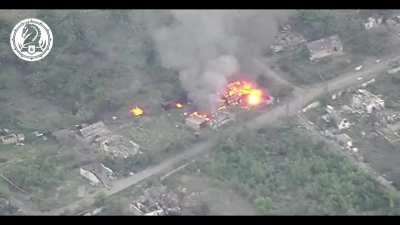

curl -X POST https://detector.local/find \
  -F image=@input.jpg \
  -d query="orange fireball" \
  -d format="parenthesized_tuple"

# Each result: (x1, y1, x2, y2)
(222, 80, 265, 107)
(131, 106, 144, 117)
(247, 89, 263, 106)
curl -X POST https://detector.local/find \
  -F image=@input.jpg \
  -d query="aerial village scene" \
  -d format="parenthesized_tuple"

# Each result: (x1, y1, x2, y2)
(1, 10, 400, 215)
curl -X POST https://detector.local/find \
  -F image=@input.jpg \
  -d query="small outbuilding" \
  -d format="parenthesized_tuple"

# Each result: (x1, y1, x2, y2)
(306, 35, 344, 61)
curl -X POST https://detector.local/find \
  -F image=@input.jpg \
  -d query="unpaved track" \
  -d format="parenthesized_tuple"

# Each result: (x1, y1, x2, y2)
(33, 54, 400, 215)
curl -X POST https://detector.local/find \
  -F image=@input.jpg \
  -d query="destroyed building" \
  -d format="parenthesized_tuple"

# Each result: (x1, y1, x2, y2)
(338, 118, 351, 130)
(0, 198, 18, 215)
(385, 15, 400, 33)
(98, 135, 139, 159)
(78, 121, 139, 159)
(185, 114, 209, 130)
(270, 24, 307, 53)
(129, 186, 181, 216)
(80, 166, 100, 186)
(352, 89, 385, 114)
(306, 35, 344, 61)
(364, 17, 383, 30)
(210, 111, 234, 129)
(381, 120, 400, 144)
(80, 163, 114, 188)
(322, 105, 341, 125)
(0, 133, 25, 145)
(79, 122, 111, 143)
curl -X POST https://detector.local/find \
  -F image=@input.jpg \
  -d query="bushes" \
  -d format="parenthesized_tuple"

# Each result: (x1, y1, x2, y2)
(254, 197, 272, 214)
(291, 10, 342, 41)
(102, 152, 155, 177)
(201, 126, 397, 214)
(290, 10, 393, 58)
(4, 155, 66, 193)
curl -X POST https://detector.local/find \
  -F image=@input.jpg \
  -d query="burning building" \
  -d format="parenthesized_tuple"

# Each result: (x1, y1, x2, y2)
(181, 78, 271, 131)
(221, 80, 271, 108)
(131, 106, 144, 117)
(161, 101, 186, 111)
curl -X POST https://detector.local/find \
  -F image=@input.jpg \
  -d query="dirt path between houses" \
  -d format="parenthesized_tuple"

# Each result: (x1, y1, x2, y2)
(297, 114, 400, 198)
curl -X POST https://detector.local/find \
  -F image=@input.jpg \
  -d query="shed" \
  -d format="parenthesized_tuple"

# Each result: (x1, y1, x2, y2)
(185, 115, 208, 130)
(79, 122, 111, 142)
(306, 35, 344, 61)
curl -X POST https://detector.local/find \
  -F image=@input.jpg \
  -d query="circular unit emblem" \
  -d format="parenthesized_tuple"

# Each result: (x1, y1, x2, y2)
(10, 18, 53, 62)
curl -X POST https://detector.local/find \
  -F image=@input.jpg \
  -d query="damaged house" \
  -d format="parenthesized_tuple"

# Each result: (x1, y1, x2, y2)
(352, 89, 385, 114)
(321, 105, 352, 131)
(381, 120, 400, 144)
(306, 35, 344, 61)
(80, 163, 114, 188)
(185, 114, 209, 130)
(0, 133, 25, 145)
(364, 17, 383, 30)
(129, 186, 182, 216)
(98, 135, 139, 159)
(270, 24, 307, 53)
(210, 111, 234, 130)
(79, 122, 111, 143)
(78, 121, 139, 159)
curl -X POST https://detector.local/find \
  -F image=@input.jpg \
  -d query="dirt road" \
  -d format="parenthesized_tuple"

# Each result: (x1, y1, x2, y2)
(40, 54, 400, 215)
(297, 114, 399, 196)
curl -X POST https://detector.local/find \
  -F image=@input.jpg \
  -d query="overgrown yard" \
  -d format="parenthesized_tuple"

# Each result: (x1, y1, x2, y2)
(301, 72, 400, 190)
(275, 10, 400, 86)
(194, 122, 400, 215)
(276, 47, 363, 86)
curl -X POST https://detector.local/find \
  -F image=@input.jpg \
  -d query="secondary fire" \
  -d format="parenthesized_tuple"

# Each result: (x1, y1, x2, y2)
(176, 102, 183, 108)
(161, 101, 186, 111)
(131, 106, 144, 117)
(191, 111, 211, 121)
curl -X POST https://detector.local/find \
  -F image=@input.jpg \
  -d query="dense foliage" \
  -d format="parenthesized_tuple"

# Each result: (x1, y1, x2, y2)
(0, 11, 173, 128)
(201, 124, 400, 214)
(290, 10, 394, 57)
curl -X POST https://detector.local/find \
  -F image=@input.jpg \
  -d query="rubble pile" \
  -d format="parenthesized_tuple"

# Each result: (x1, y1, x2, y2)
(129, 185, 203, 215)
(0, 129, 24, 146)
(270, 24, 307, 53)
(130, 186, 181, 215)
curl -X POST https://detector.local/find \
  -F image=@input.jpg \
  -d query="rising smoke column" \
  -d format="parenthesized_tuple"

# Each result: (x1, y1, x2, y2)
(153, 10, 292, 111)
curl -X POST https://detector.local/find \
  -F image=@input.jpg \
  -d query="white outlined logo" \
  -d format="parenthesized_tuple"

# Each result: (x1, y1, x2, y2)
(10, 18, 53, 62)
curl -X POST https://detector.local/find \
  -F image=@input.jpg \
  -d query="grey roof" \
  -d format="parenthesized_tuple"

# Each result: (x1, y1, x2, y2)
(79, 122, 111, 141)
(306, 35, 343, 53)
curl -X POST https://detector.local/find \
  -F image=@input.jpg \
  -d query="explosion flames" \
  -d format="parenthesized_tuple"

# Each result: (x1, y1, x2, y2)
(185, 79, 270, 124)
(130, 78, 271, 129)
(131, 106, 144, 117)
(175, 103, 183, 108)
(221, 80, 268, 108)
